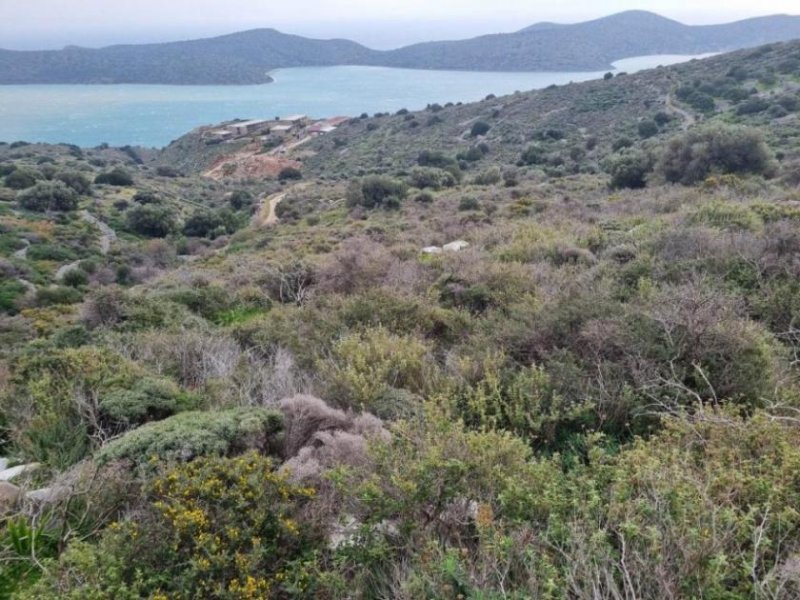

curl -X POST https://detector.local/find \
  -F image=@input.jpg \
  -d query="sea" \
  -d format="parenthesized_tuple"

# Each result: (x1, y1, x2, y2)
(0, 54, 713, 148)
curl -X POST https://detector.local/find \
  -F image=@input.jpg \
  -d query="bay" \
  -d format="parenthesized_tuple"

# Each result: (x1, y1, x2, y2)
(0, 54, 713, 148)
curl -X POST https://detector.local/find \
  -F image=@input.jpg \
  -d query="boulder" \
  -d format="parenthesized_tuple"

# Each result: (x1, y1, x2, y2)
(0, 481, 21, 509)
(443, 240, 470, 252)
(0, 463, 41, 481)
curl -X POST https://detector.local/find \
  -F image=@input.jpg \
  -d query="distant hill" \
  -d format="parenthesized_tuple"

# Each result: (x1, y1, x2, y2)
(1, 10, 800, 84)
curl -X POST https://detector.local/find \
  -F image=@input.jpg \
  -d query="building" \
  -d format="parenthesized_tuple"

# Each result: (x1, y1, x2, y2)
(283, 114, 308, 124)
(308, 123, 338, 137)
(206, 129, 233, 141)
(228, 119, 270, 137)
(270, 124, 294, 134)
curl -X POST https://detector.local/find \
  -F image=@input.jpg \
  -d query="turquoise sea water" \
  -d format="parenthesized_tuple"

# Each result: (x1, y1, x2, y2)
(0, 54, 712, 148)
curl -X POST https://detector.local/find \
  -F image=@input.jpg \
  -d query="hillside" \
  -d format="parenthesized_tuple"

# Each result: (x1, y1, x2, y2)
(2, 11, 800, 84)
(2, 41, 800, 598)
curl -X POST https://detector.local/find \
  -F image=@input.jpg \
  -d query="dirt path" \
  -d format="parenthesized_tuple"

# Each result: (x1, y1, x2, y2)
(254, 192, 287, 227)
(81, 210, 117, 254)
(665, 94, 696, 130)
(270, 136, 313, 156)
(12, 240, 29, 260)
(56, 211, 116, 280)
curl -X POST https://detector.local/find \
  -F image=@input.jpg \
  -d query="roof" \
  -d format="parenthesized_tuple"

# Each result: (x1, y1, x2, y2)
(283, 114, 307, 122)
(234, 119, 269, 128)
(271, 125, 293, 132)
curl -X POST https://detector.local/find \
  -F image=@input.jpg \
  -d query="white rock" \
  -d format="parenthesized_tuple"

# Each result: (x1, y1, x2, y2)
(0, 458, 8, 471)
(0, 463, 41, 481)
(443, 240, 470, 252)
(26, 486, 70, 504)
(421, 246, 443, 255)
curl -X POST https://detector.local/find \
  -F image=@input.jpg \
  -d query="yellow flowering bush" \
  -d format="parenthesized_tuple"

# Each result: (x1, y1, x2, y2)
(24, 452, 320, 600)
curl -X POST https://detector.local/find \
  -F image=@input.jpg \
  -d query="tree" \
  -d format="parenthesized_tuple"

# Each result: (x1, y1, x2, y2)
(657, 125, 775, 185)
(603, 72, 614, 80)
(125, 204, 177, 237)
(17, 181, 79, 212)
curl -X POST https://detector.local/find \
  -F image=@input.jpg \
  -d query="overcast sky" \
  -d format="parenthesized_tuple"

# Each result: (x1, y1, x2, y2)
(1, 1, 798, 50)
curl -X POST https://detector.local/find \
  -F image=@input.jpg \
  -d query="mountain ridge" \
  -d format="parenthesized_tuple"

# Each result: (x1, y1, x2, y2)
(1, 11, 800, 84)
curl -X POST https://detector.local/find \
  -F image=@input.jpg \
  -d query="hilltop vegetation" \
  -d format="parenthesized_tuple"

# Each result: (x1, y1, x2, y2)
(2, 40, 800, 598)
(3, 11, 800, 84)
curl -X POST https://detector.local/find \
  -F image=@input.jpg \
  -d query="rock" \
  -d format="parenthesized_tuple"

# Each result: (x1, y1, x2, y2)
(0, 463, 41, 481)
(443, 240, 470, 252)
(0, 481, 21, 508)
(26, 486, 70, 504)
(0, 457, 8, 471)
(421, 246, 443, 254)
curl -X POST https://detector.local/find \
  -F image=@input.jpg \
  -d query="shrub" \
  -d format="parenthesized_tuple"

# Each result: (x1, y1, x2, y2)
(458, 196, 481, 211)
(606, 150, 653, 189)
(125, 204, 177, 237)
(27, 453, 319, 599)
(94, 167, 134, 186)
(638, 119, 659, 138)
(183, 208, 242, 239)
(346, 175, 407, 209)
(4, 168, 39, 190)
(99, 377, 195, 430)
(520, 144, 545, 166)
(62, 268, 89, 288)
(55, 171, 92, 195)
(96, 408, 283, 465)
(278, 166, 302, 181)
(320, 327, 437, 411)
(228, 189, 254, 210)
(408, 167, 456, 190)
(473, 166, 502, 186)
(132, 190, 161, 204)
(657, 125, 775, 185)
(470, 121, 491, 137)
(16, 181, 78, 212)
(736, 97, 770, 115)
(155, 165, 180, 177)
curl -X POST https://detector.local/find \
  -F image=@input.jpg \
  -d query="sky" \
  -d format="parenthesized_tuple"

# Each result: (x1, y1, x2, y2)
(1, 1, 799, 50)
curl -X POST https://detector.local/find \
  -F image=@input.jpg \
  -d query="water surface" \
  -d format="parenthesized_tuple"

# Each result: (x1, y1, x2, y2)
(0, 54, 713, 148)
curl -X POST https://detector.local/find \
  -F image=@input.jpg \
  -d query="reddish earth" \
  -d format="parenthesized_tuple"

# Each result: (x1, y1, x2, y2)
(204, 146, 301, 180)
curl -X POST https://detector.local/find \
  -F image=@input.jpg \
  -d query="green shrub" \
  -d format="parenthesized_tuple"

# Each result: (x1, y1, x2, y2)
(637, 119, 659, 138)
(4, 168, 39, 190)
(473, 166, 502, 186)
(458, 196, 480, 211)
(96, 408, 283, 465)
(320, 327, 438, 410)
(470, 121, 491, 137)
(99, 377, 196, 430)
(278, 166, 302, 181)
(657, 125, 775, 185)
(17, 181, 78, 212)
(183, 208, 242, 239)
(408, 167, 456, 190)
(95, 167, 134, 186)
(606, 150, 653, 189)
(125, 204, 177, 237)
(56, 171, 92, 195)
(688, 201, 761, 231)
(346, 176, 407, 209)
